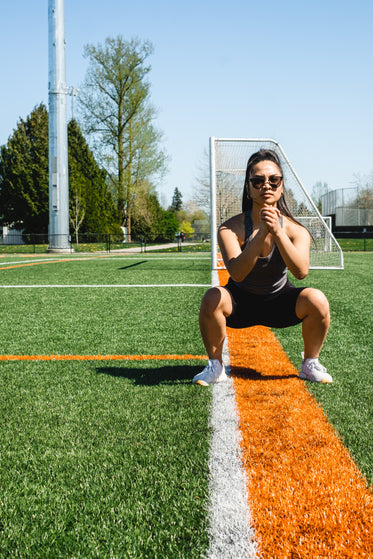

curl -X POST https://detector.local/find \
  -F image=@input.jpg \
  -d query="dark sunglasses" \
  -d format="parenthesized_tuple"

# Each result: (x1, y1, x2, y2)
(249, 175, 283, 189)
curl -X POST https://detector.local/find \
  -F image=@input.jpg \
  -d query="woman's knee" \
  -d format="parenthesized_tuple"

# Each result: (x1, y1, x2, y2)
(200, 287, 231, 316)
(297, 288, 330, 319)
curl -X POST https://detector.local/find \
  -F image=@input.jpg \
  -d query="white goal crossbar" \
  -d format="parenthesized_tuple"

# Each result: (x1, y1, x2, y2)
(210, 137, 344, 271)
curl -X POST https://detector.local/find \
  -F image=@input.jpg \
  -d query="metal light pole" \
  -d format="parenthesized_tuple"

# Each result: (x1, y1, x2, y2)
(67, 86, 79, 120)
(48, 0, 70, 252)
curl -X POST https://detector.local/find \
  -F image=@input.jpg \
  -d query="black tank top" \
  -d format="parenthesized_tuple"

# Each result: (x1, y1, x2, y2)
(232, 211, 288, 295)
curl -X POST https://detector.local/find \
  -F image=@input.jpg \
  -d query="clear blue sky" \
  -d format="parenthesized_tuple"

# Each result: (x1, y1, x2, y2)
(1, 0, 373, 207)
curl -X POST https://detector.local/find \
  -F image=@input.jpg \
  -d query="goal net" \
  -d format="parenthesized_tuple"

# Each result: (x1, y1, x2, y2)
(210, 138, 343, 270)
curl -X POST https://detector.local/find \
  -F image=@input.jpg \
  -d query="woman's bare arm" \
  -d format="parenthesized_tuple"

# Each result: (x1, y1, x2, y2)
(261, 205, 310, 279)
(218, 216, 267, 282)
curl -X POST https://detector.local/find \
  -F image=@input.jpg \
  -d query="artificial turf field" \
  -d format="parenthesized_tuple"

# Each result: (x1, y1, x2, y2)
(0, 251, 371, 557)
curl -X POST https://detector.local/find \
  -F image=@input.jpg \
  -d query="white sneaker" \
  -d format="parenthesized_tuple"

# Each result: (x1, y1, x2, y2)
(193, 359, 227, 386)
(300, 353, 333, 383)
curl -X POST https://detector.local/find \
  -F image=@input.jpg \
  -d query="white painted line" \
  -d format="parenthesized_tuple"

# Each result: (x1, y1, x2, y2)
(95, 256, 211, 260)
(0, 256, 210, 266)
(0, 284, 211, 288)
(207, 270, 258, 558)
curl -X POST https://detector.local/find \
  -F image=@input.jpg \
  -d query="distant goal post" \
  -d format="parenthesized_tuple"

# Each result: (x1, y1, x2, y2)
(210, 137, 344, 270)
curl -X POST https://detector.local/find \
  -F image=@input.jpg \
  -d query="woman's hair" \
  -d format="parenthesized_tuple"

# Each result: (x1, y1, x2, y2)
(241, 149, 304, 227)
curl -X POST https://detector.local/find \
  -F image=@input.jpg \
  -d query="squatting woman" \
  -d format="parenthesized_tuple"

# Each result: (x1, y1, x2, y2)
(193, 149, 332, 385)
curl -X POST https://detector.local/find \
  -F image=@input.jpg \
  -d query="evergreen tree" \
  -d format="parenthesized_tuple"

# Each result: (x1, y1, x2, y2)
(0, 105, 121, 239)
(68, 119, 121, 241)
(0, 103, 49, 233)
(161, 210, 179, 241)
(169, 187, 183, 212)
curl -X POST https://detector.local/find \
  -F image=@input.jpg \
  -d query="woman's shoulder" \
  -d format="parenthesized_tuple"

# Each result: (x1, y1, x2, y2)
(218, 213, 246, 251)
(219, 212, 245, 233)
(283, 215, 310, 240)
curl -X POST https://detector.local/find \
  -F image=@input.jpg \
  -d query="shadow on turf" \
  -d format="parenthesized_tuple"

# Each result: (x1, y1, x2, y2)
(231, 366, 299, 381)
(117, 261, 207, 271)
(118, 261, 147, 270)
(96, 364, 299, 384)
(96, 364, 200, 385)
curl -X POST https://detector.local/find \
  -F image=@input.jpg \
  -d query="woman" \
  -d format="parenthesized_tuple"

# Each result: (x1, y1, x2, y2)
(193, 149, 332, 385)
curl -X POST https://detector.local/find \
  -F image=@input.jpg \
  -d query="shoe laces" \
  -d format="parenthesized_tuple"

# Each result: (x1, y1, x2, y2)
(307, 359, 326, 372)
(208, 359, 222, 375)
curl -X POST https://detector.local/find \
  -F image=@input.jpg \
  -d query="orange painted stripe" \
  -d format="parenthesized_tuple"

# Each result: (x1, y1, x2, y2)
(0, 354, 207, 362)
(0, 255, 111, 271)
(218, 268, 373, 557)
(0, 259, 67, 270)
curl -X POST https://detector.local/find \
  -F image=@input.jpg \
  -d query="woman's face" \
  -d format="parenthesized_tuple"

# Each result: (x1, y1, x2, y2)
(248, 160, 284, 206)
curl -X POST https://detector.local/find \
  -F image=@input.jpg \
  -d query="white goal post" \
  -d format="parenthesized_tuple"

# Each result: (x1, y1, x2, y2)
(210, 137, 344, 270)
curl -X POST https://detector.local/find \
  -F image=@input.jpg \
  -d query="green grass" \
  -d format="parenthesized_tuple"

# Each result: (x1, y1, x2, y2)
(72, 241, 144, 252)
(0, 255, 211, 557)
(0, 252, 371, 556)
(150, 243, 211, 253)
(0, 256, 210, 288)
(336, 238, 373, 251)
(0, 243, 50, 254)
(0, 287, 207, 355)
(0, 361, 211, 558)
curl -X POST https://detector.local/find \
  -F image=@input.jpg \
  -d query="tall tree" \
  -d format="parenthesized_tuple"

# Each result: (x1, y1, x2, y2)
(78, 36, 167, 235)
(0, 105, 121, 239)
(0, 103, 49, 233)
(67, 119, 121, 241)
(123, 105, 167, 236)
(169, 187, 183, 212)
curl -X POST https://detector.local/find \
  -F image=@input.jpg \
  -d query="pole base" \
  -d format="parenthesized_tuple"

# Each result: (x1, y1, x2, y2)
(47, 247, 74, 254)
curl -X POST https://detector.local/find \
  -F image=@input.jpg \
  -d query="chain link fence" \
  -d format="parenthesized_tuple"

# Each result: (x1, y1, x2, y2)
(0, 231, 212, 254)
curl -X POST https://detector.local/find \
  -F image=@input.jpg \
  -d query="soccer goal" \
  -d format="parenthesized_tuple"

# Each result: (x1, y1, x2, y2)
(210, 137, 344, 270)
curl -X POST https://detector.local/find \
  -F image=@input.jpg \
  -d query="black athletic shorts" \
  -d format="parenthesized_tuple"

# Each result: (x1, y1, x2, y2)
(223, 278, 306, 329)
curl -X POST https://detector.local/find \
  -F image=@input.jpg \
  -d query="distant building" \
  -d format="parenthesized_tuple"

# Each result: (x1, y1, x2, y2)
(0, 225, 23, 245)
(321, 187, 373, 232)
